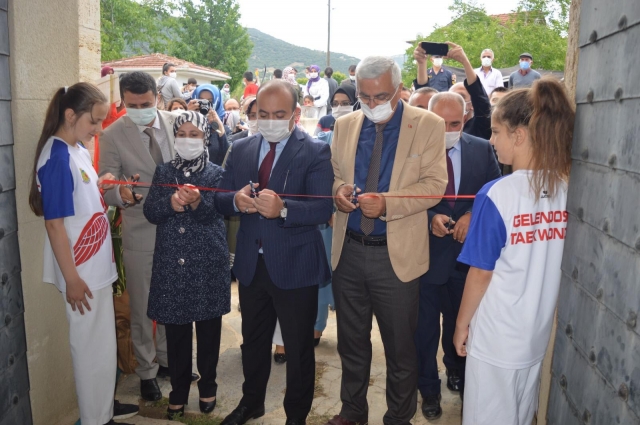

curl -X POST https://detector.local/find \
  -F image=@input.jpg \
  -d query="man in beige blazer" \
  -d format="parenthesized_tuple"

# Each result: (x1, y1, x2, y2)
(326, 57, 447, 425)
(99, 72, 178, 401)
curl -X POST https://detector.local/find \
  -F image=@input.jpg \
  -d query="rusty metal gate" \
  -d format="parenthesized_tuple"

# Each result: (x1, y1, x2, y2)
(0, 0, 32, 423)
(547, 1, 640, 424)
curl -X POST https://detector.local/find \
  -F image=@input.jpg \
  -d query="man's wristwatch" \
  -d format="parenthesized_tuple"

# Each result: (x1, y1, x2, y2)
(280, 201, 288, 219)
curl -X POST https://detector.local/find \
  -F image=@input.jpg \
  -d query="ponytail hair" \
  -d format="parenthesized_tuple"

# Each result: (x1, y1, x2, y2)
(29, 82, 107, 216)
(492, 77, 574, 199)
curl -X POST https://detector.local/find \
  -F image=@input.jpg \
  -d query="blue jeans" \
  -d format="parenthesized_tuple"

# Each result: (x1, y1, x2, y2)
(315, 224, 334, 332)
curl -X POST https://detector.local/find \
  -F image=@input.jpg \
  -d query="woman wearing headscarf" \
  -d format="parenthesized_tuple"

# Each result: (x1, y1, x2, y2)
(314, 84, 358, 138)
(221, 83, 231, 103)
(283, 66, 303, 104)
(188, 84, 229, 166)
(144, 111, 230, 420)
(303, 64, 330, 116)
(101, 66, 114, 77)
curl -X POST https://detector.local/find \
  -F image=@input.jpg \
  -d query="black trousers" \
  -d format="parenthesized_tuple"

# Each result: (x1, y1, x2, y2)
(238, 256, 318, 420)
(333, 238, 420, 425)
(415, 272, 467, 397)
(165, 317, 222, 405)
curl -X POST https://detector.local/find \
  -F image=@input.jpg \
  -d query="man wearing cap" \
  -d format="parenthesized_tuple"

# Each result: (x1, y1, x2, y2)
(414, 51, 455, 93)
(509, 53, 541, 88)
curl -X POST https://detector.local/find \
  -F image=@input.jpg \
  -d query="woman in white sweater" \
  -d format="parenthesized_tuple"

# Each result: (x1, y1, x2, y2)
(303, 65, 330, 117)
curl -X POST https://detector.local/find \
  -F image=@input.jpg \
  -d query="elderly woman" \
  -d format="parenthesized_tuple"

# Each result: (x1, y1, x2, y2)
(143, 111, 230, 419)
(303, 64, 330, 116)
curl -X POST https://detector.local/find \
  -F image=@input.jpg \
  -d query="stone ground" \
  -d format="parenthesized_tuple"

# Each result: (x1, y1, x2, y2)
(114, 281, 462, 425)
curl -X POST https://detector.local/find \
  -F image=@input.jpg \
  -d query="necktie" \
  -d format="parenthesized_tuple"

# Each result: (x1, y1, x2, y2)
(258, 142, 278, 190)
(360, 123, 387, 235)
(144, 128, 164, 165)
(445, 148, 456, 208)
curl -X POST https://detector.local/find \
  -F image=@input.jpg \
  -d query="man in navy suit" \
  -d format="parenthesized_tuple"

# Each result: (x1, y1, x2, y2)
(416, 91, 501, 420)
(215, 80, 334, 425)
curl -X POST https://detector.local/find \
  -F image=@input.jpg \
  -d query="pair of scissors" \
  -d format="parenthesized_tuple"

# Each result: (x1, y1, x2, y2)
(351, 184, 359, 205)
(121, 175, 141, 205)
(249, 180, 258, 198)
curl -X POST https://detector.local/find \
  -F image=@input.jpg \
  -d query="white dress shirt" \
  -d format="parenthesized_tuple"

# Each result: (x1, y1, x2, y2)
(475, 67, 504, 96)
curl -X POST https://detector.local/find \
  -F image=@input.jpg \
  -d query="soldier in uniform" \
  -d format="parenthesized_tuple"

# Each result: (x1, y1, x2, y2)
(413, 49, 455, 92)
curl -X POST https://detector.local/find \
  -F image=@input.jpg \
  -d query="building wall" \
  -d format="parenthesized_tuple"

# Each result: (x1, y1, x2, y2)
(0, 0, 32, 423)
(547, 0, 640, 424)
(8, 0, 101, 423)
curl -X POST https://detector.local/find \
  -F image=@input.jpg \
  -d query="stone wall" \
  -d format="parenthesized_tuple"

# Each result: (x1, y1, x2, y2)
(8, 0, 101, 423)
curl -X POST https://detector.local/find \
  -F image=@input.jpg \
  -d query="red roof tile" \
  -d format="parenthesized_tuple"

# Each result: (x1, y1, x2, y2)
(102, 53, 229, 77)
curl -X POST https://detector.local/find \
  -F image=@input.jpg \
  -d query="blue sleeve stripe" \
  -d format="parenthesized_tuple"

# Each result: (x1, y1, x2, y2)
(457, 183, 507, 271)
(39, 140, 75, 220)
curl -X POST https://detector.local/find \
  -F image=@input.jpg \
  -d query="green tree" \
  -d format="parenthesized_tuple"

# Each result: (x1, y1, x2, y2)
(402, 0, 569, 87)
(332, 71, 347, 86)
(100, 0, 174, 61)
(168, 0, 252, 91)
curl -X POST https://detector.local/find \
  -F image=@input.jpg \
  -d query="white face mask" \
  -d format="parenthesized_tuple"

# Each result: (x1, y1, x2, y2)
(349, 75, 356, 81)
(360, 86, 400, 124)
(258, 115, 294, 142)
(445, 131, 461, 149)
(433, 58, 443, 67)
(332, 105, 353, 119)
(175, 137, 205, 160)
(247, 120, 259, 135)
(169, 72, 177, 79)
(127, 106, 157, 126)
(481, 57, 493, 67)
(309, 72, 319, 79)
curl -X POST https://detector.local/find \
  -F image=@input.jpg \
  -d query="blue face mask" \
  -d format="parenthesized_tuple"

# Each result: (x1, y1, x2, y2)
(127, 106, 157, 126)
(519, 61, 531, 70)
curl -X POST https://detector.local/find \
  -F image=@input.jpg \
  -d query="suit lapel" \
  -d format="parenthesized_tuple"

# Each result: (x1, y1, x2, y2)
(343, 112, 364, 185)
(122, 116, 157, 172)
(455, 136, 472, 214)
(269, 128, 304, 188)
(158, 111, 176, 157)
(247, 135, 262, 183)
(390, 106, 418, 190)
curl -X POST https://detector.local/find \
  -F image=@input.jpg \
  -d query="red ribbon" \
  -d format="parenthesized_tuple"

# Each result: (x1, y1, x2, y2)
(100, 179, 476, 200)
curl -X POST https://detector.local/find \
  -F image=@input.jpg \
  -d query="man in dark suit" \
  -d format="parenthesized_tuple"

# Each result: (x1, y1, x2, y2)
(215, 80, 334, 425)
(416, 91, 501, 420)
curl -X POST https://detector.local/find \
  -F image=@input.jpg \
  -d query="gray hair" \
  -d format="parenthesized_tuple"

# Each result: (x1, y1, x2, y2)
(356, 56, 402, 87)
(481, 49, 494, 57)
(428, 92, 466, 116)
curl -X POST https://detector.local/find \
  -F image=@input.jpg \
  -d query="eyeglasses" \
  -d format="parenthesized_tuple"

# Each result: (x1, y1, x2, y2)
(331, 101, 352, 107)
(357, 86, 400, 106)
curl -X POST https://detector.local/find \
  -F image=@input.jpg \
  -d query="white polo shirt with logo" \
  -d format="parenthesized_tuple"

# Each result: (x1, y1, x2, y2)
(458, 170, 568, 369)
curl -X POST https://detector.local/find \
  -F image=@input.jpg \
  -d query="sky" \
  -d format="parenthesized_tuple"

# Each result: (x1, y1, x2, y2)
(238, 0, 523, 59)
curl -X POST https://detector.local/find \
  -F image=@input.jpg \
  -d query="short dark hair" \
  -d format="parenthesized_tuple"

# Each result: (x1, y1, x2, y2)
(257, 80, 298, 112)
(187, 77, 197, 85)
(273, 69, 283, 79)
(120, 71, 157, 96)
(492, 86, 508, 94)
(348, 64, 357, 73)
(243, 71, 254, 82)
(303, 95, 315, 103)
(162, 62, 176, 75)
(324, 67, 334, 77)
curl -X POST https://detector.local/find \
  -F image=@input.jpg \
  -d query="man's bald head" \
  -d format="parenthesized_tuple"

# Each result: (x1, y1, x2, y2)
(257, 79, 298, 113)
(428, 92, 466, 133)
(409, 87, 438, 109)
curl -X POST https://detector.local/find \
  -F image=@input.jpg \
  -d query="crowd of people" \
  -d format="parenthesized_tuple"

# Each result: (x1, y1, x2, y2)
(31, 41, 573, 425)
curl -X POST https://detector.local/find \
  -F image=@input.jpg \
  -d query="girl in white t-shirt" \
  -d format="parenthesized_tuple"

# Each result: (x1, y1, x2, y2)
(29, 83, 121, 425)
(454, 78, 575, 425)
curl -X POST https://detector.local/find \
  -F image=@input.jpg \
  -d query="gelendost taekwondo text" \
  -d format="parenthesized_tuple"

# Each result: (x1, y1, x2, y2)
(511, 210, 568, 245)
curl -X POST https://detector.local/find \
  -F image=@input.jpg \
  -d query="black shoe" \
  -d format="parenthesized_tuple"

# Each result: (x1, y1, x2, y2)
(446, 368, 463, 392)
(285, 418, 306, 425)
(113, 400, 139, 420)
(167, 405, 185, 420)
(105, 421, 134, 425)
(274, 352, 287, 364)
(192, 372, 201, 382)
(157, 365, 170, 379)
(421, 393, 442, 420)
(314, 338, 321, 347)
(221, 404, 266, 425)
(199, 398, 217, 414)
(140, 378, 162, 401)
